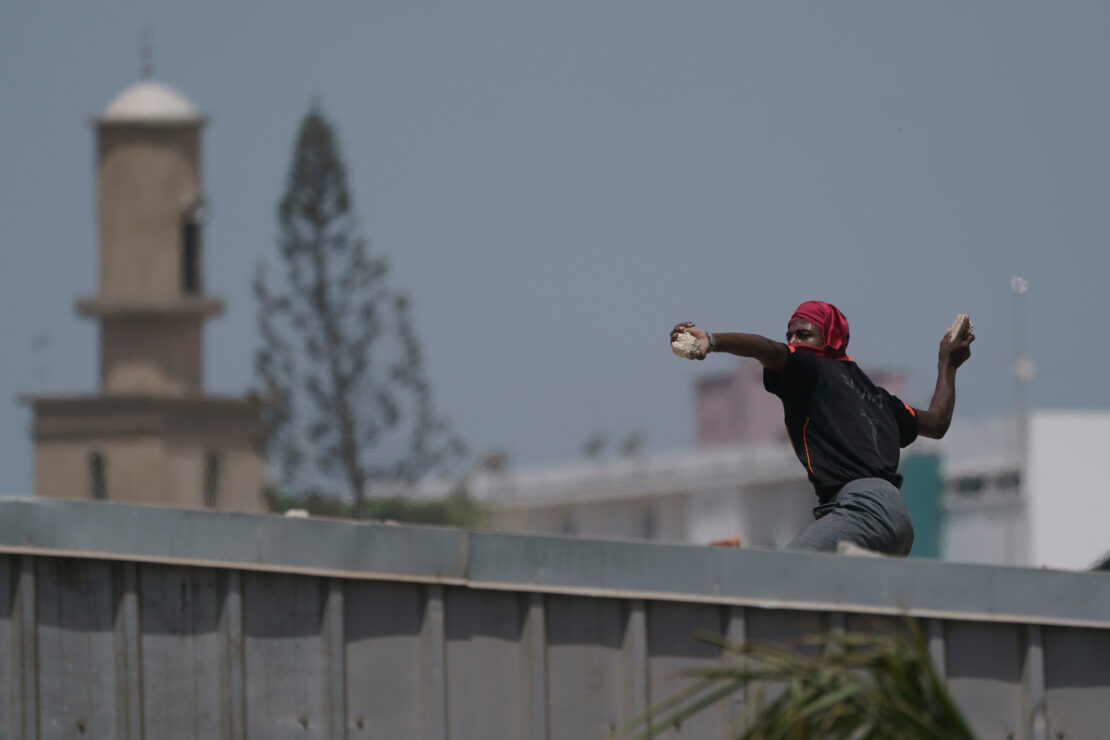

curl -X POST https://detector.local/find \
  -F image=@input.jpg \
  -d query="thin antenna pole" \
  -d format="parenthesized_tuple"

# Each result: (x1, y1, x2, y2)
(1009, 275, 1031, 565)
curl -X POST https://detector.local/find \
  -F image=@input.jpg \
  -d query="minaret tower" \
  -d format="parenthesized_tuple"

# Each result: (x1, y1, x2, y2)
(24, 76, 266, 511)
(80, 76, 221, 395)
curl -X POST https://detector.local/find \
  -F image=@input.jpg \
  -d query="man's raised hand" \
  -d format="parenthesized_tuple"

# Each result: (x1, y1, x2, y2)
(939, 316, 974, 370)
(670, 321, 710, 360)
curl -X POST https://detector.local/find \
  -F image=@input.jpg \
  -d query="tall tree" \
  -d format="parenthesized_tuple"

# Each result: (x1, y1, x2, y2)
(254, 102, 465, 517)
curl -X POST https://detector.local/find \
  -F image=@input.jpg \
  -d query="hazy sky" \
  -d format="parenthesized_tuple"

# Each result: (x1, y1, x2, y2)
(3, 2, 1109, 495)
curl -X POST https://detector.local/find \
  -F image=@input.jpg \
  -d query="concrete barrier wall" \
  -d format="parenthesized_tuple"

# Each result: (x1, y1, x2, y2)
(1, 496, 1108, 739)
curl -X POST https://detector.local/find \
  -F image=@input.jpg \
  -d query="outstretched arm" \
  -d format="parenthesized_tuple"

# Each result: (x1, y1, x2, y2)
(670, 322, 791, 370)
(915, 328, 975, 439)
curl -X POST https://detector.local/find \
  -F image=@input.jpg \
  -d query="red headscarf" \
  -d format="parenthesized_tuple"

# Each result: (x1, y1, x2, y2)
(789, 300, 850, 359)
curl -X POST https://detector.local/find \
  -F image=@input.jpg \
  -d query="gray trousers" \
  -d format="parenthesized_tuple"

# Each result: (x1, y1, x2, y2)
(785, 478, 915, 557)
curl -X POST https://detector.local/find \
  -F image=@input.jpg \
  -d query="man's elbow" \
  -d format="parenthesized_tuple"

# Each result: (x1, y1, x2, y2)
(919, 425, 947, 440)
(917, 412, 950, 440)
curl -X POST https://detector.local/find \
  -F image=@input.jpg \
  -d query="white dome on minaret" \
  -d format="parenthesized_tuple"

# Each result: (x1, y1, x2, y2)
(101, 80, 200, 123)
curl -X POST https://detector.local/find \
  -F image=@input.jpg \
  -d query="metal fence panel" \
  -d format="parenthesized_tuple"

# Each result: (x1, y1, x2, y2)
(9, 555, 38, 740)
(241, 572, 327, 740)
(1043, 626, 1110, 739)
(1, 498, 1110, 738)
(344, 580, 426, 739)
(742, 608, 827, 722)
(546, 595, 636, 740)
(35, 558, 118, 740)
(945, 620, 1024, 739)
(444, 587, 529, 740)
(138, 565, 224, 739)
(0, 555, 13, 740)
(645, 601, 731, 739)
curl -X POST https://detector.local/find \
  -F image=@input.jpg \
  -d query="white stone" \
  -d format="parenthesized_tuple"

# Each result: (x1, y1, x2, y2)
(671, 331, 700, 359)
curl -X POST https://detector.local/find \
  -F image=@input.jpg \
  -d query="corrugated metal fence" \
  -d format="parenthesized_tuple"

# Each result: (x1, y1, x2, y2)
(1, 496, 1109, 739)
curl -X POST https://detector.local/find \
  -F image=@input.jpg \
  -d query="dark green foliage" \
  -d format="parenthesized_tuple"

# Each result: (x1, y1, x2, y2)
(255, 103, 466, 517)
(622, 621, 976, 740)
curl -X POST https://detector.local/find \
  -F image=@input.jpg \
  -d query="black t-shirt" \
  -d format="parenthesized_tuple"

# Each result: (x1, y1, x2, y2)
(763, 347, 919, 502)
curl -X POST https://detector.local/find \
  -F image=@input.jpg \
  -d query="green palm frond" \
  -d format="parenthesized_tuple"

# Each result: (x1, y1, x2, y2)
(620, 618, 976, 740)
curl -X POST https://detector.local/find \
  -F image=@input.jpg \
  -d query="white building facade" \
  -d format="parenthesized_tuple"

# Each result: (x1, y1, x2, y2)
(941, 411, 1110, 570)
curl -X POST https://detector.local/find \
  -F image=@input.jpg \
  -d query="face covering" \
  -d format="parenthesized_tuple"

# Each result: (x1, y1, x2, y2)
(789, 300, 850, 359)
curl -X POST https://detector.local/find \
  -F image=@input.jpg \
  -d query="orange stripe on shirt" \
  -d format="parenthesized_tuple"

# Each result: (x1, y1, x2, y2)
(904, 404, 916, 417)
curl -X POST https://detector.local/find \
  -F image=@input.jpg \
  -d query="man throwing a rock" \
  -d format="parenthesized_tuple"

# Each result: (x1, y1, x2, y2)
(671, 301, 973, 556)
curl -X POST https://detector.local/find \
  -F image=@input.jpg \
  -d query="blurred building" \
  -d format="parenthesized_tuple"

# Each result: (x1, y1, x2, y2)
(939, 411, 1110, 570)
(384, 359, 940, 554)
(448, 408, 1109, 570)
(399, 355, 1109, 571)
(396, 443, 940, 555)
(470, 360, 923, 552)
(471, 444, 814, 550)
(22, 79, 266, 512)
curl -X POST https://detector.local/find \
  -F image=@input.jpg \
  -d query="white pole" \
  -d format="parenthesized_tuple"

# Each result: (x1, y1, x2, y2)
(1011, 276, 1032, 564)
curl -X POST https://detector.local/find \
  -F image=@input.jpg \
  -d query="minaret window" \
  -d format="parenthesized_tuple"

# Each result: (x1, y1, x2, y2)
(183, 218, 200, 293)
(89, 452, 107, 500)
(182, 201, 205, 294)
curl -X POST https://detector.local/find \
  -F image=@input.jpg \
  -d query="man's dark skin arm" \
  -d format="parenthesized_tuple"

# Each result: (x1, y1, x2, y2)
(670, 321, 807, 370)
(672, 318, 975, 439)
(914, 330, 974, 439)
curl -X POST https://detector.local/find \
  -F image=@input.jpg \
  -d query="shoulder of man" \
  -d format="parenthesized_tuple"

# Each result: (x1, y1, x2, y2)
(764, 345, 821, 395)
